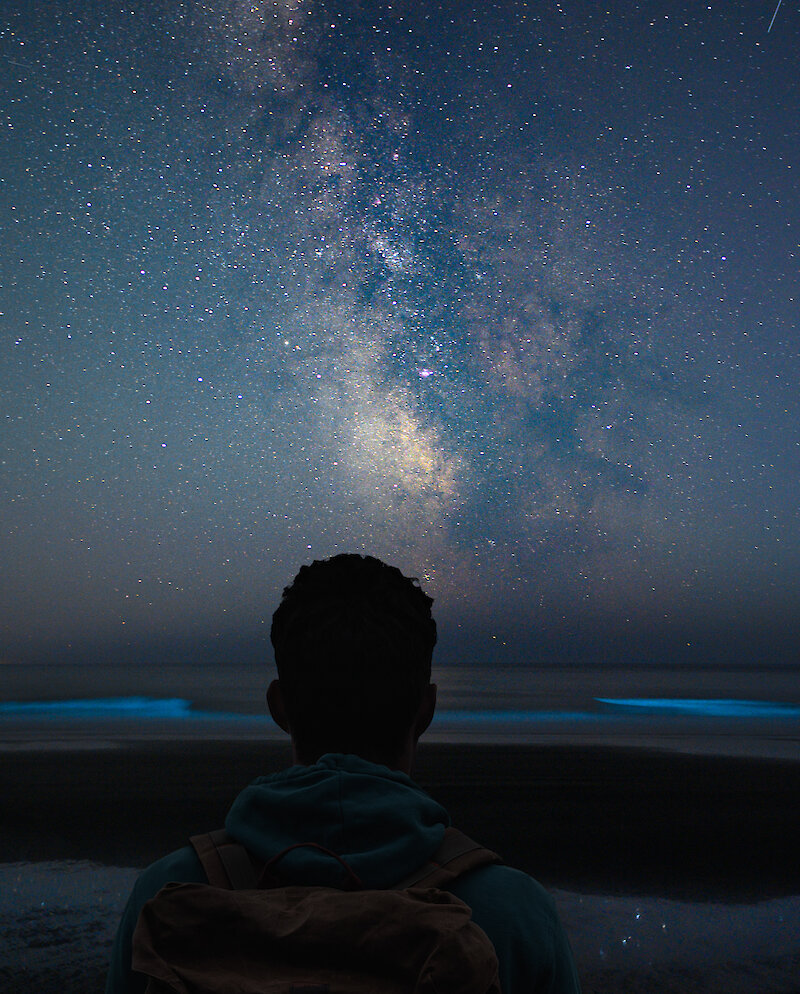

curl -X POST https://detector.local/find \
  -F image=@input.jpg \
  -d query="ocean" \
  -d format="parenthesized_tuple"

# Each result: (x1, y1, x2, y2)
(1, 660, 798, 758)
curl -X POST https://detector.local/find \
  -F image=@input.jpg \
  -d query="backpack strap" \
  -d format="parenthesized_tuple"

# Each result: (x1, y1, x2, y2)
(393, 827, 503, 890)
(190, 829, 259, 890)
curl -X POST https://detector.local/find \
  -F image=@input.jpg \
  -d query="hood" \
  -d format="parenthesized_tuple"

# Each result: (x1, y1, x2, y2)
(225, 753, 449, 889)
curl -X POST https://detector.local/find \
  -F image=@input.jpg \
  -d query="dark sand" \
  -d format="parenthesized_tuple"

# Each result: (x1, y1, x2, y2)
(3, 741, 799, 901)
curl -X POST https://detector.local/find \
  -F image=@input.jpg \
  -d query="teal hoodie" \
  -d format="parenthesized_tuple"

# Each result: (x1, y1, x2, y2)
(106, 754, 580, 994)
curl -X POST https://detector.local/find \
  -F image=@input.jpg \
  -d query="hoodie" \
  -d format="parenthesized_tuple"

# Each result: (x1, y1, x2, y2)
(106, 754, 580, 994)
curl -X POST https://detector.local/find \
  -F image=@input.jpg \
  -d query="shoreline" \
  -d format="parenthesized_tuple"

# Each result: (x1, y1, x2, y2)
(3, 741, 799, 901)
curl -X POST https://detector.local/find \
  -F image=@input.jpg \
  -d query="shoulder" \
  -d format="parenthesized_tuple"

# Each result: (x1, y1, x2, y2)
(450, 862, 559, 936)
(105, 846, 206, 994)
(448, 864, 581, 994)
(134, 845, 207, 897)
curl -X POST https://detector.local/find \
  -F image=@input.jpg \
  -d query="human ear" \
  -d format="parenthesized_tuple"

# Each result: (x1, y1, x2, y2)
(267, 679, 291, 734)
(413, 682, 437, 740)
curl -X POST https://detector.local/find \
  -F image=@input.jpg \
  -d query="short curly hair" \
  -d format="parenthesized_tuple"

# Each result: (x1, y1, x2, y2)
(270, 554, 437, 764)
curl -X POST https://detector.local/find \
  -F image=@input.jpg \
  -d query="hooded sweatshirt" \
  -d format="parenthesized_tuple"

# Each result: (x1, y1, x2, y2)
(106, 754, 580, 994)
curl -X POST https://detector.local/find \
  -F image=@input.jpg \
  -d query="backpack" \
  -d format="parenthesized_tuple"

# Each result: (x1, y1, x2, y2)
(131, 826, 503, 993)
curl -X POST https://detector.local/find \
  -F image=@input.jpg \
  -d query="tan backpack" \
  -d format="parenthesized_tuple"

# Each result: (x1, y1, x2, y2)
(132, 827, 503, 993)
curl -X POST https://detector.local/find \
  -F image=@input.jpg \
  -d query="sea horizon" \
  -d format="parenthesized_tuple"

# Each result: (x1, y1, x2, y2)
(2, 661, 798, 760)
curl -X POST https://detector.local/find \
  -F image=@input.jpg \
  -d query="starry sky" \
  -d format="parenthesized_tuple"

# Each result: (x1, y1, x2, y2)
(2, 0, 798, 669)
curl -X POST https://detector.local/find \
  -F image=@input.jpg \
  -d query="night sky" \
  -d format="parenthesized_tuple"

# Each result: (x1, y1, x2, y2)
(2, 1, 798, 669)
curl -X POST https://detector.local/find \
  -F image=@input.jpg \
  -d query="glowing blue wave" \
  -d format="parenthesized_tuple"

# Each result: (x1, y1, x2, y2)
(0, 697, 195, 718)
(436, 699, 800, 725)
(596, 698, 800, 718)
(1, 697, 798, 724)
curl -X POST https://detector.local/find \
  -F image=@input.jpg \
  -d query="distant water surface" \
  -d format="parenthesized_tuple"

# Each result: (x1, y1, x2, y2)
(1, 662, 798, 759)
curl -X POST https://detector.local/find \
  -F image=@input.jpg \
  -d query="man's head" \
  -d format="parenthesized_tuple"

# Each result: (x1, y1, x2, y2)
(268, 553, 437, 770)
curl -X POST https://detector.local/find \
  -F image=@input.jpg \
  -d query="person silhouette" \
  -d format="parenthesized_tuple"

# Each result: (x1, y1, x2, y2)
(107, 553, 580, 993)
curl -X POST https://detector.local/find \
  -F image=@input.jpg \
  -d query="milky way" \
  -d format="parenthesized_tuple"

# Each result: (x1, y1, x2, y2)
(1, 1, 798, 663)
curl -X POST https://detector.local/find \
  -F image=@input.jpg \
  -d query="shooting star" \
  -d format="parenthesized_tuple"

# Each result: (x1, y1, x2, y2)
(768, 0, 783, 33)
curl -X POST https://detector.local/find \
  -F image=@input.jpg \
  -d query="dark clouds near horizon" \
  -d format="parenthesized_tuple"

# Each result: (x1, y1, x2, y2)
(2, 1, 798, 667)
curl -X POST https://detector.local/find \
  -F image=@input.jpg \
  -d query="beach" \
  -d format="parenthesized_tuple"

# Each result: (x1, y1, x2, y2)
(2, 740, 799, 992)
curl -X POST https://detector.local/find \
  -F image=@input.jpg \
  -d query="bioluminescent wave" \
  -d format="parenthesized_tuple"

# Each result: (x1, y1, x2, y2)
(2, 697, 799, 725)
(0, 697, 199, 719)
(597, 699, 800, 719)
